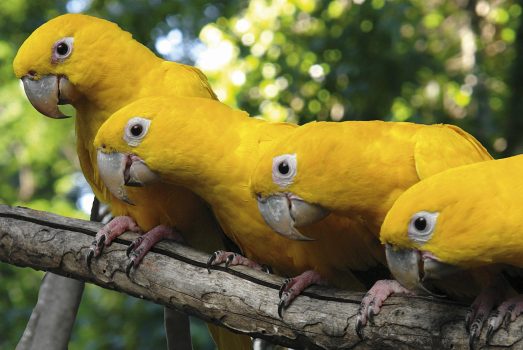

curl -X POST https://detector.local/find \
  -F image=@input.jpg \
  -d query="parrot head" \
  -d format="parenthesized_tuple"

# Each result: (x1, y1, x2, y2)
(13, 14, 142, 118)
(250, 134, 331, 241)
(93, 97, 170, 204)
(94, 96, 236, 204)
(379, 164, 498, 294)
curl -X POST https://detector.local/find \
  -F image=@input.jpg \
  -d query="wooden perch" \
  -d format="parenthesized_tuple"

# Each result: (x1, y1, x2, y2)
(0, 205, 522, 349)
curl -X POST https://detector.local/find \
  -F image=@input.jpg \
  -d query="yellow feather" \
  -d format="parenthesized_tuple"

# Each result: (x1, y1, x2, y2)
(250, 120, 494, 298)
(95, 97, 385, 291)
(382, 154, 523, 269)
(14, 14, 249, 349)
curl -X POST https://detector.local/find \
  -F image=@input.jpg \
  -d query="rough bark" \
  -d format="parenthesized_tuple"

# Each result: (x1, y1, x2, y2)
(15, 198, 106, 350)
(15, 273, 84, 350)
(1, 204, 522, 349)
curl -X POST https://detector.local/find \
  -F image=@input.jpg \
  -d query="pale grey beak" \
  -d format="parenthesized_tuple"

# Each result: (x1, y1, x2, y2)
(96, 151, 160, 204)
(21, 75, 78, 119)
(256, 194, 329, 241)
(423, 257, 461, 280)
(126, 158, 159, 187)
(385, 244, 457, 297)
(97, 151, 134, 205)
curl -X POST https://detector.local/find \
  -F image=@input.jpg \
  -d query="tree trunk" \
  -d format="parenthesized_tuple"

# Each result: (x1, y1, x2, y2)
(1, 205, 522, 349)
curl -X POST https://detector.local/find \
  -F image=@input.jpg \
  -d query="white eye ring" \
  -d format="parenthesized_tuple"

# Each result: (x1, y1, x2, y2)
(52, 37, 74, 63)
(124, 117, 151, 147)
(272, 153, 297, 188)
(408, 211, 439, 245)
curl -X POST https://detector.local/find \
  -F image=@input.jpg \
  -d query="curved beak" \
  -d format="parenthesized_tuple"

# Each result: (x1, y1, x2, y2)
(385, 244, 459, 297)
(97, 150, 160, 204)
(126, 157, 159, 187)
(97, 151, 134, 205)
(256, 194, 329, 241)
(21, 74, 79, 119)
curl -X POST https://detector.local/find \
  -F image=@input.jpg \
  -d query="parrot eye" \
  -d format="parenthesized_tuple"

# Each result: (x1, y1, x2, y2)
(272, 154, 297, 188)
(52, 37, 74, 63)
(130, 124, 143, 137)
(124, 117, 151, 147)
(408, 211, 439, 245)
(278, 161, 290, 175)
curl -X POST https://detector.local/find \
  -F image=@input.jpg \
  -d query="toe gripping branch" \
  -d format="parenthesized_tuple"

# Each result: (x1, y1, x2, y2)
(206, 250, 271, 274)
(277, 270, 326, 319)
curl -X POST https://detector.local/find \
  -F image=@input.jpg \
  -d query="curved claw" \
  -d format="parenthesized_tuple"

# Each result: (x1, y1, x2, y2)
(96, 234, 106, 248)
(126, 241, 136, 258)
(86, 249, 94, 267)
(502, 309, 513, 329)
(206, 251, 219, 273)
(126, 260, 134, 277)
(367, 301, 375, 324)
(468, 314, 484, 350)
(261, 264, 272, 274)
(465, 308, 473, 332)
(279, 278, 291, 298)
(278, 294, 287, 318)
(486, 325, 494, 345)
(469, 327, 479, 350)
(224, 253, 236, 269)
(355, 317, 364, 340)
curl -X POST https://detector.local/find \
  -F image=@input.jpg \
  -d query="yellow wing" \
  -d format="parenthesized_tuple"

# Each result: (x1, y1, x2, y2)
(14, 14, 251, 350)
(414, 124, 492, 180)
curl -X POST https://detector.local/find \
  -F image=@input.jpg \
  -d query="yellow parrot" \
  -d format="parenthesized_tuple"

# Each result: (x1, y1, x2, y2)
(93, 96, 388, 317)
(13, 14, 251, 350)
(248, 120, 494, 336)
(380, 154, 523, 346)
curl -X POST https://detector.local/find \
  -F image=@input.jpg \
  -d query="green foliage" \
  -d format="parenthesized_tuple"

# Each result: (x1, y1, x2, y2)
(199, 0, 523, 156)
(2, 0, 523, 349)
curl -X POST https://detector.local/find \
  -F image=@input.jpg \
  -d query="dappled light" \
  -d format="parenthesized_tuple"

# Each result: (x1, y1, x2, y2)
(2, 0, 523, 349)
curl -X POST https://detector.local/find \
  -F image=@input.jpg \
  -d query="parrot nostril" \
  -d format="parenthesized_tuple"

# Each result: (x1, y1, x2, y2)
(101, 144, 106, 149)
(27, 70, 37, 78)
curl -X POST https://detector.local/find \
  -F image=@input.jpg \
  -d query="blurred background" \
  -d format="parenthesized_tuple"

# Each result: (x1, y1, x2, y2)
(1, 0, 522, 348)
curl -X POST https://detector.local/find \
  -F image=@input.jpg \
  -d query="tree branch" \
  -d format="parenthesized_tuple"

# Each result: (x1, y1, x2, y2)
(1, 204, 521, 349)
(15, 196, 107, 350)
(16, 273, 84, 350)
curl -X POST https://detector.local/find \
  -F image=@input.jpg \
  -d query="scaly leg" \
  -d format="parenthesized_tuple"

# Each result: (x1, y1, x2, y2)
(86, 216, 141, 266)
(206, 250, 270, 273)
(126, 225, 183, 276)
(278, 270, 327, 318)
(355, 279, 414, 339)
(486, 294, 523, 344)
(466, 277, 510, 349)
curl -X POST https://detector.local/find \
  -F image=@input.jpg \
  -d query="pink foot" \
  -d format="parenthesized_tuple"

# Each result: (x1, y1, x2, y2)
(126, 225, 183, 276)
(486, 294, 523, 343)
(466, 278, 510, 348)
(278, 270, 326, 318)
(206, 250, 270, 273)
(87, 216, 141, 265)
(356, 279, 414, 339)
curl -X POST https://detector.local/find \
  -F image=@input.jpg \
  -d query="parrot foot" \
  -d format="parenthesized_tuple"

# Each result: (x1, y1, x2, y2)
(278, 270, 326, 318)
(125, 225, 183, 277)
(86, 216, 141, 266)
(486, 294, 523, 344)
(466, 279, 509, 349)
(206, 250, 270, 273)
(355, 279, 414, 340)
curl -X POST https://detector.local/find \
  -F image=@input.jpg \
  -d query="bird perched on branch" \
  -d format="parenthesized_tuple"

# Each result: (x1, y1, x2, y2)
(249, 120, 493, 334)
(380, 154, 523, 347)
(93, 96, 387, 318)
(13, 13, 251, 350)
